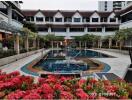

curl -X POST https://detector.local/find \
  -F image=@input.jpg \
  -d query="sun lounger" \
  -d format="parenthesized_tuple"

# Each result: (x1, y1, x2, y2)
(94, 73, 120, 81)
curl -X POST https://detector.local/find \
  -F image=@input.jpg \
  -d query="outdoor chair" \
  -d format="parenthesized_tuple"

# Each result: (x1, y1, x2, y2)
(94, 73, 120, 81)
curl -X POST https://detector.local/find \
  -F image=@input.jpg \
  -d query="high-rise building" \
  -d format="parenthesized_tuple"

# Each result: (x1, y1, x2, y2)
(98, 1, 126, 11)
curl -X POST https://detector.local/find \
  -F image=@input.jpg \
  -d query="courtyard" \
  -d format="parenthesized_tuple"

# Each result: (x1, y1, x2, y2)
(0, 0, 132, 99)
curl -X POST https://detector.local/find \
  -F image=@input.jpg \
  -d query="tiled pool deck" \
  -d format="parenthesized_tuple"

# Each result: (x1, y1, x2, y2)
(0, 49, 131, 78)
(90, 49, 131, 78)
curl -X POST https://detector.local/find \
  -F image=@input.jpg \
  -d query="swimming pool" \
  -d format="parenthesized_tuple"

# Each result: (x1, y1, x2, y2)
(21, 49, 111, 76)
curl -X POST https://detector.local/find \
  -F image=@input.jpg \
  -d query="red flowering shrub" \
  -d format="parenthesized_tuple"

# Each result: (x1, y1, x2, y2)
(0, 71, 131, 99)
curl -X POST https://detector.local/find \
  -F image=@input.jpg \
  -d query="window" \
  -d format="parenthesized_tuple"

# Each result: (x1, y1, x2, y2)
(83, 17, 90, 22)
(110, 18, 116, 22)
(64, 17, 72, 22)
(55, 18, 62, 22)
(106, 27, 119, 32)
(88, 28, 102, 32)
(101, 17, 107, 22)
(92, 18, 99, 22)
(51, 28, 66, 32)
(31, 17, 34, 21)
(74, 18, 81, 22)
(37, 27, 48, 32)
(36, 17, 43, 22)
(26, 16, 30, 21)
(70, 28, 84, 32)
(45, 17, 53, 22)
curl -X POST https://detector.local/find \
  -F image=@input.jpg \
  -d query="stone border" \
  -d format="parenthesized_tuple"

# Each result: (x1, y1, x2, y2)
(0, 49, 44, 67)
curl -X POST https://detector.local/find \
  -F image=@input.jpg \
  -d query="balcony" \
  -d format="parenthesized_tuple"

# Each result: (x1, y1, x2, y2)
(38, 31, 116, 36)
(11, 19, 23, 28)
(0, 11, 8, 23)
(120, 20, 132, 29)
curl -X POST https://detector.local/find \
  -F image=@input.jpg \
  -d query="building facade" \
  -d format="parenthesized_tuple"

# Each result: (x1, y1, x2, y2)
(0, 1, 24, 52)
(22, 10, 119, 36)
(98, 1, 126, 11)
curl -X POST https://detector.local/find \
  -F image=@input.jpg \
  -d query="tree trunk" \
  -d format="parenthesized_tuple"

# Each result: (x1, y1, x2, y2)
(100, 40, 102, 48)
(98, 40, 100, 48)
(14, 34, 20, 54)
(116, 41, 118, 47)
(85, 41, 87, 50)
(25, 36, 29, 51)
(109, 38, 112, 49)
(92, 41, 94, 48)
(79, 41, 81, 49)
(33, 39, 36, 48)
(119, 41, 124, 50)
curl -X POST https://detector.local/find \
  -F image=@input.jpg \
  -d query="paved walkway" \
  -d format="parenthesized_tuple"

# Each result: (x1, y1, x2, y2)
(90, 49, 131, 78)
(0, 49, 50, 77)
(0, 49, 131, 78)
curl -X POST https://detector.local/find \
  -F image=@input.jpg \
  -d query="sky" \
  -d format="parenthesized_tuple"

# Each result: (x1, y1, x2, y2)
(21, 0, 98, 10)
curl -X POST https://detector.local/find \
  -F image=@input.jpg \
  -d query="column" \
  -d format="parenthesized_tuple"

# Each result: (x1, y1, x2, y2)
(102, 27, 106, 34)
(7, 6, 12, 24)
(84, 27, 88, 33)
(48, 27, 51, 34)
(14, 34, 20, 54)
(25, 36, 29, 51)
(66, 27, 70, 33)
(66, 27, 70, 36)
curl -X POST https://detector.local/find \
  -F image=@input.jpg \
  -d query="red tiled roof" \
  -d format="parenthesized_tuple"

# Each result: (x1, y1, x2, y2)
(22, 10, 116, 18)
(22, 10, 38, 16)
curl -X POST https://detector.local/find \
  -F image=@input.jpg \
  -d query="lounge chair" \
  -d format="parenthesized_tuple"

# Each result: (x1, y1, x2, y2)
(94, 72, 120, 81)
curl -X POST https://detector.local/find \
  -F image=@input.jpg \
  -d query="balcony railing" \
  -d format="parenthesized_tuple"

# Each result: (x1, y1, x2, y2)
(12, 19, 23, 28)
(0, 11, 8, 23)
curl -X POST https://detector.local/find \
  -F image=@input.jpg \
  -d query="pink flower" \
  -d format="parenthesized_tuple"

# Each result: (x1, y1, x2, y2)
(53, 83, 64, 91)
(60, 91, 73, 99)
(42, 93, 54, 99)
(7, 90, 26, 99)
(76, 88, 89, 99)
(23, 93, 41, 99)
(41, 83, 54, 94)
(78, 79, 86, 87)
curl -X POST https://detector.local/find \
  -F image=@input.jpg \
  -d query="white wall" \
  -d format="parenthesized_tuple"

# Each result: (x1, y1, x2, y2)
(90, 12, 100, 23)
(34, 11, 45, 24)
(54, 12, 64, 22)
(120, 20, 132, 29)
(72, 12, 82, 23)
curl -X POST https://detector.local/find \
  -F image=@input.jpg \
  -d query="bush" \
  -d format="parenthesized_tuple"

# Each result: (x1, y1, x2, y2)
(0, 71, 131, 99)
(0, 49, 16, 58)
(20, 49, 27, 53)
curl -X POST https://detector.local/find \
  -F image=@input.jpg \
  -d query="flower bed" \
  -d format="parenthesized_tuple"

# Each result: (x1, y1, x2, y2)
(0, 71, 132, 99)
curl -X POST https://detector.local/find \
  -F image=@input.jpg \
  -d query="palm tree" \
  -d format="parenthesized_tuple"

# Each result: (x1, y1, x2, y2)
(115, 29, 128, 50)
(104, 35, 113, 49)
(45, 34, 56, 50)
(22, 28, 37, 51)
(74, 36, 83, 49)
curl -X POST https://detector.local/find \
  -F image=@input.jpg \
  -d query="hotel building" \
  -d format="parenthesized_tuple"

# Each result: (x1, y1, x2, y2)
(22, 10, 119, 36)
(98, 1, 126, 11)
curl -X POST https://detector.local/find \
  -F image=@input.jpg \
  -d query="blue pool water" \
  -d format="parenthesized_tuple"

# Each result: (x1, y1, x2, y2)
(21, 49, 111, 76)
(48, 49, 112, 58)
(36, 59, 89, 73)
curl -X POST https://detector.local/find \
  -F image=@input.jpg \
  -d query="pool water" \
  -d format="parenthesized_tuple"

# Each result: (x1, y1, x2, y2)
(34, 49, 111, 73)
(48, 49, 111, 58)
(36, 59, 89, 73)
